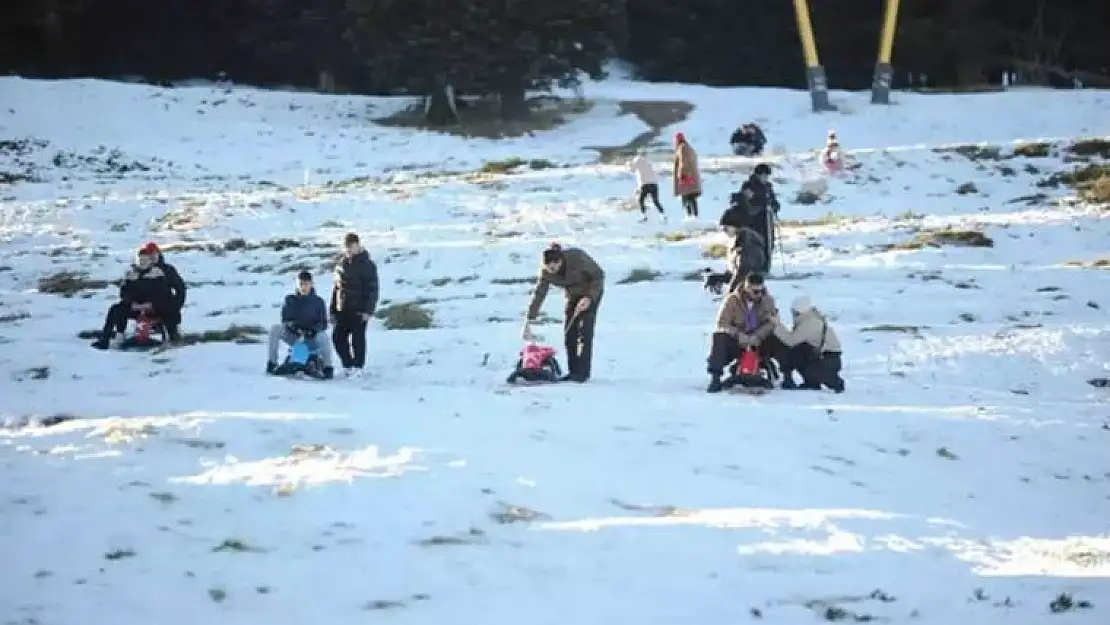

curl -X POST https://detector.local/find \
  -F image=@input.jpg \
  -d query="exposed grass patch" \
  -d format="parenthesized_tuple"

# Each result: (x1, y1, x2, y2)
(1067, 138, 1110, 159)
(76, 323, 265, 345)
(374, 97, 592, 139)
(888, 228, 994, 251)
(617, 268, 663, 284)
(0, 312, 31, 324)
(490, 276, 537, 286)
(375, 301, 435, 330)
(702, 242, 729, 259)
(37, 271, 114, 297)
(1062, 257, 1110, 269)
(861, 324, 927, 336)
(935, 144, 1002, 161)
(794, 190, 821, 205)
(659, 230, 693, 242)
(955, 181, 979, 195)
(1038, 162, 1110, 188)
(778, 212, 853, 228)
(1084, 176, 1110, 203)
(1011, 141, 1052, 158)
(479, 157, 527, 174)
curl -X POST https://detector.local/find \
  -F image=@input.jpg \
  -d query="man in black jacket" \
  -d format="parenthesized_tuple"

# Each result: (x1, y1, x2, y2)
(330, 232, 379, 376)
(734, 163, 780, 272)
(92, 242, 180, 349)
(150, 242, 186, 341)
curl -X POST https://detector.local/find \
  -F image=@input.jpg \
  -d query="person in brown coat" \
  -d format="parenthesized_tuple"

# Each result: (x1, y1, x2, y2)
(672, 132, 702, 219)
(705, 273, 780, 393)
(522, 243, 606, 383)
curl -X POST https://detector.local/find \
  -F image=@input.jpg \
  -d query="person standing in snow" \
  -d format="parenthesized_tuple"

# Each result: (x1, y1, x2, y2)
(819, 130, 844, 173)
(330, 232, 379, 377)
(772, 295, 845, 393)
(672, 132, 702, 219)
(738, 163, 780, 272)
(627, 150, 666, 222)
(521, 243, 605, 383)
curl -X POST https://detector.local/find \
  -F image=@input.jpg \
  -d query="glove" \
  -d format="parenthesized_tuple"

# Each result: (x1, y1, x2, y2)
(703, 273, 725, 295)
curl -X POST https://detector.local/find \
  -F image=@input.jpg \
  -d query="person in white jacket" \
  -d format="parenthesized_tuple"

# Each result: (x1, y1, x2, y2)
(771, 295, 845, 392)
(627, 150, 666, 222)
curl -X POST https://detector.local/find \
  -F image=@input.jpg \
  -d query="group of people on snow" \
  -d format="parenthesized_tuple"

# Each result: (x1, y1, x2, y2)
(729, 123, 767, 157)
(627, 132, 704, 221)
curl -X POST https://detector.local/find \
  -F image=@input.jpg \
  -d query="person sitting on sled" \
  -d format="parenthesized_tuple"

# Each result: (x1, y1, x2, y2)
(92, 242, 182, 350)
(705, 273, 780, 393)
(266, 271, 335, 379)
(772, 295, 845, 393)
(729, 123, 767, 157)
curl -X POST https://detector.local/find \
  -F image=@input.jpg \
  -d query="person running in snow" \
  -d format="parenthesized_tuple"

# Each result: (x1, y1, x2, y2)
(92, 242, 184, 350)
(705, 273, 780, 393)
(772, 295, 845, 392)
(267, 271, 335, 379)
(672, 132, 702, 219)
(522, 243, 605, 383)
(330, 232, 379, 377)
(627, 150, 666, 222)
(737, 163, 780, 272)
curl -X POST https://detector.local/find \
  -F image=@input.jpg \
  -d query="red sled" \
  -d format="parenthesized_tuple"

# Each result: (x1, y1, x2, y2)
(728, 348, 774, 391)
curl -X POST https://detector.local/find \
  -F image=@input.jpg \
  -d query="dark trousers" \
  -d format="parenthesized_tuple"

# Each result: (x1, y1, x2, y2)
(706, 331, 779, 376)
(332, 311, 368, 368)
(564, 291, 602, 380)
(681, 194, 699, 218)
(638, 183, 664, 214)
(778, 344, 844, 391)
(101, 301, 180, 339)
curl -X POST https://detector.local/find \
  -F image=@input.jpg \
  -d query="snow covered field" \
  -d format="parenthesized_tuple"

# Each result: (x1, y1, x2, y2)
(1, 75, 1109, 625)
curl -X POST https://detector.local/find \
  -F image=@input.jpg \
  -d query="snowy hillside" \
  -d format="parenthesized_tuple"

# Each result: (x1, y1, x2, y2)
(1, 76, 1109, 625)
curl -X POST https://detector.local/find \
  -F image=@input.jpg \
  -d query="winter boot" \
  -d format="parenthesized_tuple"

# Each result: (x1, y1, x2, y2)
(322, 366, 334, 380)
(92, 337, 111, 350)
(827, 375, 845, 394)
(266, 361, 277, 375)
(706, 375, 723, 393)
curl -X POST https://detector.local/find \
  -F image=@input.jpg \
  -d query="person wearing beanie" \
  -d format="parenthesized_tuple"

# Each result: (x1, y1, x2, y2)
(672, 132, 702, 219)
(737, 163, 780, 272)
(772, 294, 845, 392)
(267, 271, 335, 378)
(329, 233, 379, 377)
(91, 241, 182, 350)
(522, 242, 606, 382)
(705, 273, 780, 393)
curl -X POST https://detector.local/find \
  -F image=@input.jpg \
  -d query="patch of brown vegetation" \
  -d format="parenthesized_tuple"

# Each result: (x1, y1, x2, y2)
(883, 228, 994, 252)
(373, 97, 592, 139)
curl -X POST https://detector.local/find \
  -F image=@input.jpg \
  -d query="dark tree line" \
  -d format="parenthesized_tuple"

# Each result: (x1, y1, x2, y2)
(3, 0, 1108, 117)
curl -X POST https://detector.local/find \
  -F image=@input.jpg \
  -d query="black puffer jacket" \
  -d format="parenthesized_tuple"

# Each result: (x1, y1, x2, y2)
(741, 176, 780, 213)
(330, 250, 379, 315)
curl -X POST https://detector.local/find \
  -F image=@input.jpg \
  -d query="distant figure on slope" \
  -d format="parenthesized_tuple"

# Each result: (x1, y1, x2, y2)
(627, 149, 666, 222)
(521, 243, 605, 383)
(819, 130, 844, 173)
(772, 295, 845, 392)
(705, 273, 781, 393)
(330, 232, 379, 378)
(733, 163, 780, 272)
(267, 271, 335, 379)
(672, 132, 702, 219)
(729, 123, 767, 157)
(91, 242, 185, 350)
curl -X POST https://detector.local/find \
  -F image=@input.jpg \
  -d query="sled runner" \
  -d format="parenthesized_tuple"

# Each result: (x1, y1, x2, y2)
(272, 337, 326, 379)
(117, 310, 168, 351)
(506, 342, 563, 385)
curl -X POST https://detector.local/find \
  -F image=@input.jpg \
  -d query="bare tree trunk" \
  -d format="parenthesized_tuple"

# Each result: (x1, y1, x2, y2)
(424, 77, 459, 126)
(498, 83, 528, 120)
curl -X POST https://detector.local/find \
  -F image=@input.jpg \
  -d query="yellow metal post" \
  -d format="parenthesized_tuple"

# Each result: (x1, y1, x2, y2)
(871, 0, 902, 104)
(792, 0, 831, 112)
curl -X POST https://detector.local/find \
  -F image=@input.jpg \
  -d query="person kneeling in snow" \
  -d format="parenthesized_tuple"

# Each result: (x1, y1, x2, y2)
(267, 271, 335, 379)
(705, 274, 780, 393)
(92, 242, 180, 350)
(772, 295, 845, 393)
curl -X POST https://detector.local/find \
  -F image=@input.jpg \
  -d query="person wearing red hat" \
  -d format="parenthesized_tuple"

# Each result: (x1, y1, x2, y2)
(91, 242, 185, 349)
(672, 132, 702, 219)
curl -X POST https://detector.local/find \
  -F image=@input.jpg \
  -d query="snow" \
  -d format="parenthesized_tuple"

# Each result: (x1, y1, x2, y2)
(2, 74, 1109, 624)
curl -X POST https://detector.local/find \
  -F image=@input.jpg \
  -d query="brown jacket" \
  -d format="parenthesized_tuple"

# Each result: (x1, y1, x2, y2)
(526, 248, 605, 320)
(673, 142, 702, 197)
(714, 291, 778, 342)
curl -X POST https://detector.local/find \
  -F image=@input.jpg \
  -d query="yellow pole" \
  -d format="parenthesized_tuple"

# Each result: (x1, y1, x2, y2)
(877, 0, 901, 64)
(792, 0, 820, 68)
